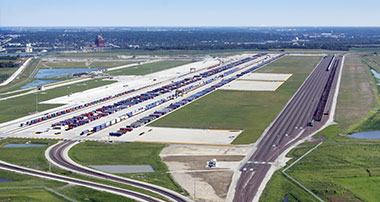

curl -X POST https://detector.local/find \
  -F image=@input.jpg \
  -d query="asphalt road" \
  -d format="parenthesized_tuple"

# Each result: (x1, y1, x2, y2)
(233, 55, 343, 202)
(48, 140, 192, 202)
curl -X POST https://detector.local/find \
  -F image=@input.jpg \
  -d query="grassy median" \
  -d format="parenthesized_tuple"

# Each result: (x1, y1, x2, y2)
(69, 141, 186, 195)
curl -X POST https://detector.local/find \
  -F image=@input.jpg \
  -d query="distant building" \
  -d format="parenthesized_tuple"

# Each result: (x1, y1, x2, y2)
(25, 43, 33, 53)
(95, 30, 105, 48)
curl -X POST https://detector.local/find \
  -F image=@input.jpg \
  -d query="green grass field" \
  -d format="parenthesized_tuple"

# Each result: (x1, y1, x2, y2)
(40, 61, 88, 68)
(0, 89, 31, 99)
(0, 139, 57, 170)
(69, 141, 186, 194)
(260, 54, 380, 202)
(0, 78, 115, 123)
(350, 47, 380, 52)
(362, 53, 380, 72)
(0, 58, 21, 83)
(108, 60, 194, 76)
(151, 56, 322, 144)
(0, 188, 69, 202)
(89, 61, 136, 68)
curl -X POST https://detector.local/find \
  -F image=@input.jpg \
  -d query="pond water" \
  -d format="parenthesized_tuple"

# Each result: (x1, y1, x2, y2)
(0, 179, 12, 182)
(35, 68, 99, 79)
(2, 143, 46, 148)
(20, 68, 99, 89)
(348, 131, 380, 139)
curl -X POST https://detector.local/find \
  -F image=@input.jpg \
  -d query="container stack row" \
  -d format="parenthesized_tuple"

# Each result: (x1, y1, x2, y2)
(21, 89, 136, 127)
(105, 55, 269, 137)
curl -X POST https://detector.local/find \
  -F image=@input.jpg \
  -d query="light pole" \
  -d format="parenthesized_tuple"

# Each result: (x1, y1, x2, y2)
(35, 91, 38, 113)
(193, 177, 196, 200)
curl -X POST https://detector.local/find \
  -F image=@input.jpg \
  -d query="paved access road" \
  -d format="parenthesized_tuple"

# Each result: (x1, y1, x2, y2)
(47, 140, 192, 202)
(233, 55, 343, 202)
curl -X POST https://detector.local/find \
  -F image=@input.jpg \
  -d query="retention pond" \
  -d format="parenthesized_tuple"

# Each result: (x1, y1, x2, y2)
(348, 131, 380, 140)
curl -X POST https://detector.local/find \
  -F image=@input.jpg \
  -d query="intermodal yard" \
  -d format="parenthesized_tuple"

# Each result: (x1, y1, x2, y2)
(0, 50, 379, 202)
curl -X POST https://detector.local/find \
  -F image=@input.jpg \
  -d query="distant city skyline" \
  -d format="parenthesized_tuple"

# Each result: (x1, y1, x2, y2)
(1, 0, 379, 27)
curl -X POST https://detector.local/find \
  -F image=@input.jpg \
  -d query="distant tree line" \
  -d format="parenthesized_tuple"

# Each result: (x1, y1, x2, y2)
(0, 57, 18, 68)
(3, 27, 380, 52)
(0, 61, 18, 68)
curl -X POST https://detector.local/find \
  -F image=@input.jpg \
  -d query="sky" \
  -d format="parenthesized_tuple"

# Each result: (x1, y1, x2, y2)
(0, 0, 379, 27)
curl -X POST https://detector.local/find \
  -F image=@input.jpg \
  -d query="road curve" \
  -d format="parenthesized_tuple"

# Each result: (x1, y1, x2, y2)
(0, 160, 164, 202)
(46, 140, 191, 202)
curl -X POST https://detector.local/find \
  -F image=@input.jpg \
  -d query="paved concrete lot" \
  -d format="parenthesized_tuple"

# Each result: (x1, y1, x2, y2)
(123, 126, 242, 145)
(241, 73, 292, 81)
(220, 80, 284, 91)
(89, 165, 155, 173)
(220, 73, 292, 91)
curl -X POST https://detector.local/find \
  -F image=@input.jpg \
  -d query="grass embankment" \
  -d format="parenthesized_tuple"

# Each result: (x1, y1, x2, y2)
(108, 60, 193, 76)
(0, 89, 31, 99)
(0, 78, 115, 124)
(70, 141, 186, 194)
(39, 61, 136, 69)
(0, 58, 40, 93)
(151, 56, 322, 144)
(260, 54, 380, 202)
(0, 138, 172, 201)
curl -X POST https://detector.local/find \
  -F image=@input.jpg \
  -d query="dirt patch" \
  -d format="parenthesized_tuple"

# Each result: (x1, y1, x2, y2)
(161, 145, 252, 201)
(163, 155, 244, 170)
(190, 171, 234, 200)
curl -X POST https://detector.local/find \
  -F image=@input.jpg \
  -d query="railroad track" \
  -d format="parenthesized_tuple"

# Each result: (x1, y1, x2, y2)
(233, 55, 343, 202)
